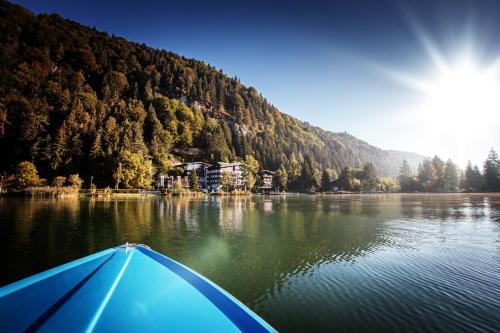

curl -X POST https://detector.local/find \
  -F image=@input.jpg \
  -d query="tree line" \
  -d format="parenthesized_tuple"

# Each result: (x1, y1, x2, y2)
(5, 148, 499, 194)
(272, 158, 396, 193)
(1, 160, 83, 191)
(0, 1, 422, 190)
(398, 149, 500, 193)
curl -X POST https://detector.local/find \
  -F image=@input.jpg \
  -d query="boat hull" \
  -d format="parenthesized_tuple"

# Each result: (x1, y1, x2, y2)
(0, 245, 275, 333)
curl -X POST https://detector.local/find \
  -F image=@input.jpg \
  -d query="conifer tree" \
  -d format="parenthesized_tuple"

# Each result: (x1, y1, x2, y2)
(483, 148, 500, 192)
(274, 164, 288, 191)
(398, 159, 412, 192)
(464, 162, 483, 192)
(418, 159, 437, 191)
(288, 153, 302, 189)
(443, 159, 459, 192)
(189, 170, 201, 191)
(299, 155, 320, 192)
(221, 170, 233, 192)
(361, 162, 377, 191)
(432, 156, 446, 191)
(338, 167, 353, 192)
(320, 169, 331, 192)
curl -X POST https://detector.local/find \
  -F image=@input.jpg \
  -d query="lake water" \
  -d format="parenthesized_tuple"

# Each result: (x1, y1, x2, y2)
(1, 194, 499, 332)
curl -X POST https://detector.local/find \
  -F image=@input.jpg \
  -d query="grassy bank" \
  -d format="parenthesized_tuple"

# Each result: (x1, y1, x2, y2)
(25, 186, 79, 197)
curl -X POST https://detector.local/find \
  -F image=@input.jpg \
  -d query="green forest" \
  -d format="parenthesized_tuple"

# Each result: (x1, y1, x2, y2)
(0, 1, 425, 190)
(397, 149, 500, 193)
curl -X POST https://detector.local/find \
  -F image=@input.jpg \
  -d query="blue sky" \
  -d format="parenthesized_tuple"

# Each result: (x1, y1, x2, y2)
(12, 0, 500, 167)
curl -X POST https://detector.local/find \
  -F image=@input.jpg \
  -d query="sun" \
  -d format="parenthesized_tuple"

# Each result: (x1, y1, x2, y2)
(418, 56, 500, 125)
(379, 49, 500, 166)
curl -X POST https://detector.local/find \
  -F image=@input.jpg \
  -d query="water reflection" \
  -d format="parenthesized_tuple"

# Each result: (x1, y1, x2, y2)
(1, 194, 499, 332)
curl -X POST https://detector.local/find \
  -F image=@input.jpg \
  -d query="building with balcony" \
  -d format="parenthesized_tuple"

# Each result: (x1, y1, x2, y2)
(173, 162, 212, 189)
(207, 162, 245, 192)
(258, 170, 275, 193)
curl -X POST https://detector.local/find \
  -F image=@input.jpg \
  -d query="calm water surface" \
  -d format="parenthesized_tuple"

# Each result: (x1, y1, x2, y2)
(1, 194, 499, 332)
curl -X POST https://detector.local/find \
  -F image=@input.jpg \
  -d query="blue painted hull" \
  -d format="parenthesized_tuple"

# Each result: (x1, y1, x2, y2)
(0, 244, 275, 332)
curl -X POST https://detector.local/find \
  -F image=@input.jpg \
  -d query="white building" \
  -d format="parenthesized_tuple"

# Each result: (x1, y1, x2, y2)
(207, 162, 245, 192)
(258, 170, 275, 193)
(173, 162, 212, 189)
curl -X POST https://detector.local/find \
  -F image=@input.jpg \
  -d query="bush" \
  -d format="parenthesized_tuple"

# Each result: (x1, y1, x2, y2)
(15, 161, 40, 189)
(52, 176, 66, 187)
(67, 174, 83, 189)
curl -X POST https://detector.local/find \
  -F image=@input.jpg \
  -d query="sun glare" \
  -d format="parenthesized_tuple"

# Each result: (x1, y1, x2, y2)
(381, 48, 500, 166)
(420, 56, 500, 125)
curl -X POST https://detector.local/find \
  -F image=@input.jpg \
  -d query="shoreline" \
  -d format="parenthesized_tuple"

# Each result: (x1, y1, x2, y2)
(2, 191, 499, 199)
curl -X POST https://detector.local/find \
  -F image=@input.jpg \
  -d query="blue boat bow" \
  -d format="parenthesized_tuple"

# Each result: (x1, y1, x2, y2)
(0, 244, 275, 333)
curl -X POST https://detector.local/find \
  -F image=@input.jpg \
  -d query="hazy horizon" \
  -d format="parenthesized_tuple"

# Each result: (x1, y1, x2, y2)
(12, 0, 500, 168)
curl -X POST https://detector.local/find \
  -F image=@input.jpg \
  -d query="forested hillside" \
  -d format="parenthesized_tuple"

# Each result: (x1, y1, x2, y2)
(0, 1, 423, 187)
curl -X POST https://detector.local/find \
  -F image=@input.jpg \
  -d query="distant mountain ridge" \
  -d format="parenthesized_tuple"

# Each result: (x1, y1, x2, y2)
(0, 1, 423, 185)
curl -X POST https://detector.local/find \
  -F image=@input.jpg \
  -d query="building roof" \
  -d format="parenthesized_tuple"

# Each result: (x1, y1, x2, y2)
(174, 161, 212, 167)
(260, 170, 275, 174)
(220, 162, 241, 166)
